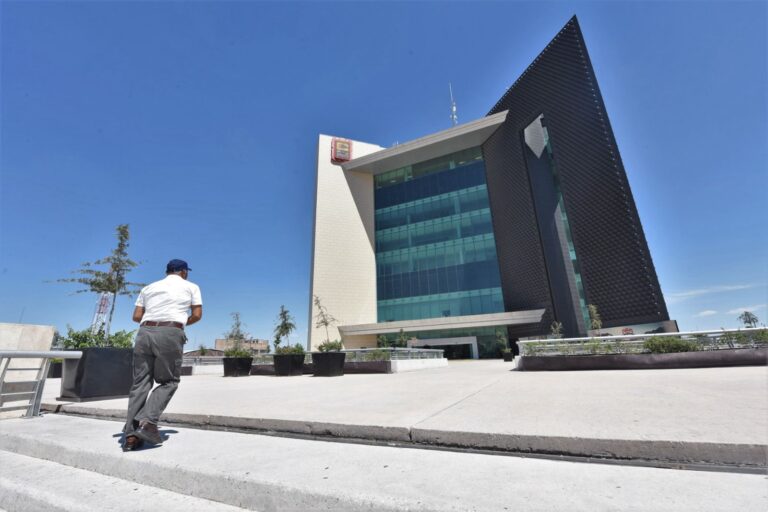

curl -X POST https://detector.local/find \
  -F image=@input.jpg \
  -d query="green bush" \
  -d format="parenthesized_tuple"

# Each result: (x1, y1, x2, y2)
(524, 341, 544, 356)
(224, 348, 252, 358)
(364, 349, 389, 361)
(584, 339, 602, 355)
(60, 326, 134, 349)
(719, 331, 747, 348)
(109, 330, 135, 348)
(751, 329, 768, 344)
(643, 336, 700, 354)
(275, 343, 305, 355)
(318, 340, 343, 352)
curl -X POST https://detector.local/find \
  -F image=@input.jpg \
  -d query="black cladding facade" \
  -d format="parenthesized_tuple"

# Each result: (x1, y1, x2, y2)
(482, 16, 669, 337)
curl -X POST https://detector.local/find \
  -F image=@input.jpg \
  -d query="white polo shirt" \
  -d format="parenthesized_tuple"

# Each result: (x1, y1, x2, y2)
(135, 274, 203, 325)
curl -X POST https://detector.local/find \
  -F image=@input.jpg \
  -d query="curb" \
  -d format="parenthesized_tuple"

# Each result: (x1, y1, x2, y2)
(41, 402, 767, 468)
(409, 428, 767, 467)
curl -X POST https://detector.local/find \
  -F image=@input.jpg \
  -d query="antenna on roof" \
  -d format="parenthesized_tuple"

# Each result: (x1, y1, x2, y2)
(449, 82, 458, 126)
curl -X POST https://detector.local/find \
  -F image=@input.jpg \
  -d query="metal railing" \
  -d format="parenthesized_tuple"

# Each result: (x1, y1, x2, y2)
(344, 348, 445, 362)
(182, 356, 225, 366)
(0, 350, 82, 418)
(245, 348, 445, 365)
(518, 328, 768, 357)
(250, 354, 312, 365)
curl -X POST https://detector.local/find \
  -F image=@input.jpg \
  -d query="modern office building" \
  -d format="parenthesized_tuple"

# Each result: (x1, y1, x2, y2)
(308, 16, 676, 357)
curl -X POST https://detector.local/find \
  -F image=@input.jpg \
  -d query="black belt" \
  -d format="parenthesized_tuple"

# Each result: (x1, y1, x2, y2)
(141, 321, 184, 329)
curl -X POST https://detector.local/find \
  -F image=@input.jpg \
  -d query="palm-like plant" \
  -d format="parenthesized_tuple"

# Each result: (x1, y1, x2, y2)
(274, 305, 296, 346)
(738, 311, 759, 328)
(550, 321, 563, 339)
(313, 295, 337, 344)
(587, 304, 602, 333)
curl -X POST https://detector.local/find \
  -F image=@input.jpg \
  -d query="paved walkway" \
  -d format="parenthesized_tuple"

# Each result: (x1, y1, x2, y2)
(2, 414, 766, 511)
(41, 360, 768, 466)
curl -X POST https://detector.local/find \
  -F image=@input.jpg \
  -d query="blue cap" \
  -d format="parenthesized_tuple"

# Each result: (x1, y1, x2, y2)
(166, 259, 191, 272)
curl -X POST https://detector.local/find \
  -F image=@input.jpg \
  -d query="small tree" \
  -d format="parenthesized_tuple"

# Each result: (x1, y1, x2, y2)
(225, 312, 248, 342)
(587, 304, 602, 333)
(55, 224, 143, 343)
(274, 305, 296, 347)
(198, 344, 208, 356)
(272, 334, 282, 353)
(396, 328, 409, 348)
(738, 311, 759, 328)
(313, 295, 337, 344)
(495, 328, 509, 354)
(550, 321, 563, 339)
(224, 312, 250, 357)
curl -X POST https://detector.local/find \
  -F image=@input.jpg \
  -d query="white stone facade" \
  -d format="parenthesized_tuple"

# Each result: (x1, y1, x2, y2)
(308, 135, 383, 350)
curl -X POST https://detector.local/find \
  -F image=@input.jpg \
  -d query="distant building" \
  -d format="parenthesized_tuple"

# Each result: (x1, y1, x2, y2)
(214, 338, 269, 354)
(308, 16, 676, 358)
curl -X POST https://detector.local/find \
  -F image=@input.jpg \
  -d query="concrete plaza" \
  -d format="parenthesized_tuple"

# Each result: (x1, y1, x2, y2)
(40, 360, 768, 466)
(0, 360, 765, 510)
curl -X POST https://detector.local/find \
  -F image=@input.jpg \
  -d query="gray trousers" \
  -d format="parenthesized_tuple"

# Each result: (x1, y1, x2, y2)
(123, 326, 185, 435)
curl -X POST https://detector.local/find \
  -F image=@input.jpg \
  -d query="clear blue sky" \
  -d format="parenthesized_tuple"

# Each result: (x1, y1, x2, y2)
(1, 1, 766, 347)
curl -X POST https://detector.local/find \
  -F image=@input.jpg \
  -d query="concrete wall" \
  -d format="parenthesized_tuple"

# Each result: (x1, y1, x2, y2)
(390, 358, 449, 373)
(0, 323, 56, 352)
(308, 135, 383, 350)
(191, 364, 224, 376)
(341, 334, 378, 350)
(0, 323, 56, 419)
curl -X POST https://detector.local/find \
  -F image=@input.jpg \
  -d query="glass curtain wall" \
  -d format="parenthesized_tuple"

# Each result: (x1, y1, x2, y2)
(374, 147, 505, 323)
(377, 326, 505, 358)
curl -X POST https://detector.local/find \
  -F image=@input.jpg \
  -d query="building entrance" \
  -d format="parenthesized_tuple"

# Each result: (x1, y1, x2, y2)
(427, 344, 471, 359)
(408, 336, 479, 359)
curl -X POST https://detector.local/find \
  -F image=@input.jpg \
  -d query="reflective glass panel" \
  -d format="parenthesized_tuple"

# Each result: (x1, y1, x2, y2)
(375, 147, 504, 322)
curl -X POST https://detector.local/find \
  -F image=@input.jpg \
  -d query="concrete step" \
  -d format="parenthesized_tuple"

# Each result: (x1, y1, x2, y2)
(0, 450, 247, 512)
(0, 414, 765, 512)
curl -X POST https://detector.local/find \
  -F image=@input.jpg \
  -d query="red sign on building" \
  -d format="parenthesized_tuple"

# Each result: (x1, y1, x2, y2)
(331, 138, 352, 163)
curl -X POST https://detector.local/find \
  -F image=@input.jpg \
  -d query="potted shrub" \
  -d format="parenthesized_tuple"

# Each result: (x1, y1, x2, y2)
(223, 347, 253, 377)
(495, 328, 511, 360)
(312, 340, 345, 377)
(48, 358, 63, 378)
(311, 296, 345, 376)
(222, 313, 253, 377)
(272, 305, 305, 376)
(273, 343, 306, 376)
(58, 327, 135, 402)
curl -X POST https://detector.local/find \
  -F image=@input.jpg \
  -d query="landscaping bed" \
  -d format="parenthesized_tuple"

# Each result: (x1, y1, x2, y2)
(249, 360, 391, 375)
(518, 347, 768, 371)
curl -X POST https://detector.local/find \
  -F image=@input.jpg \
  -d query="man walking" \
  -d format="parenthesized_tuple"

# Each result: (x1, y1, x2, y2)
(123, 259, 202, 451)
